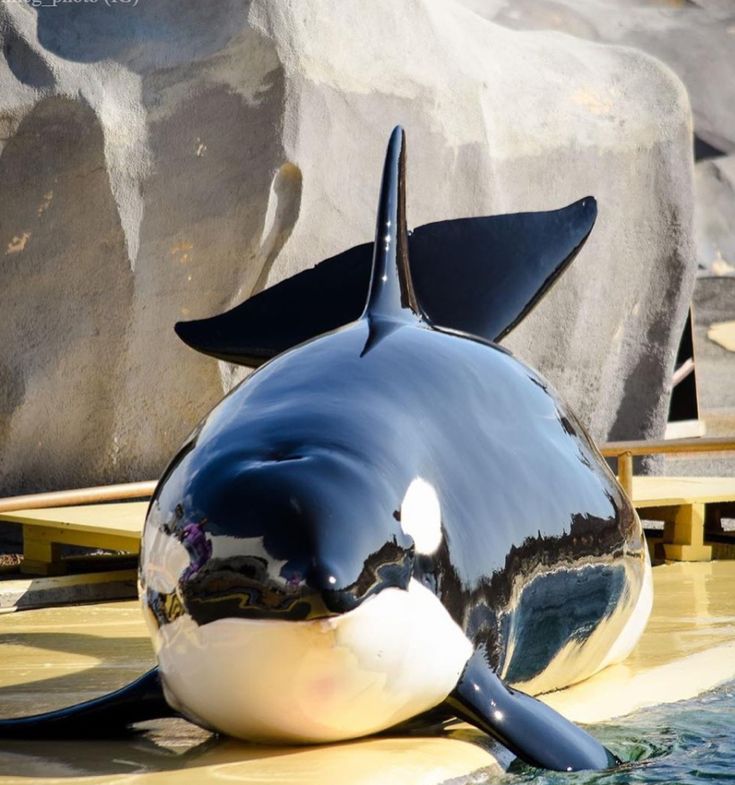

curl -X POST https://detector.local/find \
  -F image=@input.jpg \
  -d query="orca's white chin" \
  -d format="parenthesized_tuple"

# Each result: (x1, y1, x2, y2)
(141, 579, 473, 744)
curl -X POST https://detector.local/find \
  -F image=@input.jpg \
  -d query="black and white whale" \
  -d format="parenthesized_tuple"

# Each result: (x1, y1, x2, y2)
(1, 127, 652, 772)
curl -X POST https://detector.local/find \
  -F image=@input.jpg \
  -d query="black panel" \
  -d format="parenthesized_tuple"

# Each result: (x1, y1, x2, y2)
(668, 309, 699, 423)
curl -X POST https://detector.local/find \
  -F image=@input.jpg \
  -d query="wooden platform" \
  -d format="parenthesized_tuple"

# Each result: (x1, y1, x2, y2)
(601, 438, 735, 563)
(632, 475, 735, 561)
(2, 473, 735, 574)
(0, 569, 138, 611)
(0, 503, 147, 575)
(633, 475, 735, 508)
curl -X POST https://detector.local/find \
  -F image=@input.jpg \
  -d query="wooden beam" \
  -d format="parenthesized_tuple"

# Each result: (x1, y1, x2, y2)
(671, 357, 695, 388)
(0, 482, 156, 513)
(662, 503, 712, 562)
(600, 436, 735, 458)
(618, 452, 633, 498)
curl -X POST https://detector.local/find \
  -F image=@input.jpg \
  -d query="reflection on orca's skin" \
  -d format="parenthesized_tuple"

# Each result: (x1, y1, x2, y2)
(139, 315, 648, 749)
(144, 336, 644, 634)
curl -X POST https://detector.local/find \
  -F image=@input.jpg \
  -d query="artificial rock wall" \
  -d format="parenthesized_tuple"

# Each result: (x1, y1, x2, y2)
(0, 0, 695, 493)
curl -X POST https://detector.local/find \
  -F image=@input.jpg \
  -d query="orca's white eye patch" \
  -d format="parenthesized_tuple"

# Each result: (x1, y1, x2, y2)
(400, 477, 443, 555)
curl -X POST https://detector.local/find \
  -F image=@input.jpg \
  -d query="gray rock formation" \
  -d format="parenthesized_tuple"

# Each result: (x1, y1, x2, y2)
(694, 155, 735, 274)
(465, 0, 735, 277)
(464, 0, 735, 156)
(0, 0, 695, 494)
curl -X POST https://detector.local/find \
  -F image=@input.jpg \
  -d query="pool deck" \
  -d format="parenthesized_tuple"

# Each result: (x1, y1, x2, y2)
(0, 562, 734, 784)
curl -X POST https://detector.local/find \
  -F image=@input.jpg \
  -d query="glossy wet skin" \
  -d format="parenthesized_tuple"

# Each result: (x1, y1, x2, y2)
(0, 126, 639, 769)
(137, 126, 646, 764)
(140, 313, 646, 692)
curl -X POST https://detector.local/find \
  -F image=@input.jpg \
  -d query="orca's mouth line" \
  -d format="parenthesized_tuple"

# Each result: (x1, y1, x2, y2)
(203, 586, 389, 628)
(141, 530, 416, 629)
(143, 566, 411, 630)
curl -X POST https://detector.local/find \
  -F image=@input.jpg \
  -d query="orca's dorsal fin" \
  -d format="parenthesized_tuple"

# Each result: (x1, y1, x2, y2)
(175, 129, 598, 367)
(362, 125, 421, 324)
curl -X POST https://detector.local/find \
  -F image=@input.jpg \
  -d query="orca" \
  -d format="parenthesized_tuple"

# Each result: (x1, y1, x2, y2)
(0, 127, 652, 772)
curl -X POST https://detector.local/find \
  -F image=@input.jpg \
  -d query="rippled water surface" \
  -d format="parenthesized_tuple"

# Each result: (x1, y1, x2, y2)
(474, 681, 735, 785)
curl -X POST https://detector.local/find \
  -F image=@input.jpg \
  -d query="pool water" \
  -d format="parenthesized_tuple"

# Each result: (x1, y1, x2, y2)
(483, 680, 735, 784)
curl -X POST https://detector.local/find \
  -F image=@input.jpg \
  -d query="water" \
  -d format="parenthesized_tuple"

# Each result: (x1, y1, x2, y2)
(475, 680, 735, 784)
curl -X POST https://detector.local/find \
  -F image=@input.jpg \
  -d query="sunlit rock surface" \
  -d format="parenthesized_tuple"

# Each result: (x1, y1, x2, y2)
(0, 0, 695, 493)
(465, 0, 735, 156)
(466, 0, 734, 277)
(695, 155, 735, 275)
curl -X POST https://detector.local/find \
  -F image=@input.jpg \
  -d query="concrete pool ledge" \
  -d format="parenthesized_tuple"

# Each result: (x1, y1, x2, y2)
(0, 562, 733, 784)
(544, 639, 735, 724)
(543, 561, 735, 723)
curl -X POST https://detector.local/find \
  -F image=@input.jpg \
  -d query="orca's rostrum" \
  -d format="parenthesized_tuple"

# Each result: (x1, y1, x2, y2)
(1, 128, 652, 772)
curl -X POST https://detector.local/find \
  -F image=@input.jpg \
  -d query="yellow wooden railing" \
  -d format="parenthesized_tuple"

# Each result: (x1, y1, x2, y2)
(0, 481, 156, 514)
(600, 437, 735, 497)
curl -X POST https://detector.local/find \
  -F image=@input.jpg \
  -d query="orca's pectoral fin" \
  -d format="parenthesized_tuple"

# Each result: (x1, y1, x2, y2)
(175, 242, 373, 367)
(445, 650, 619, 772)
(0, 667, 180, 739)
